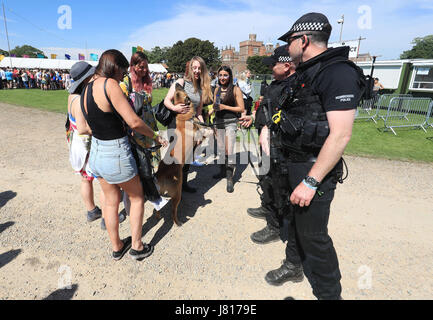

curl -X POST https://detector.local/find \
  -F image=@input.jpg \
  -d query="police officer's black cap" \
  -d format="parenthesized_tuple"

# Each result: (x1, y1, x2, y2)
(262, 45, 291, 66)
(278, 12, 332, 42)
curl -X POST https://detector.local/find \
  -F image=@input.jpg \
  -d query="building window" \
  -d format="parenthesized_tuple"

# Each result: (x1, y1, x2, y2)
(410, 66, 433, 90)
(253, 47, 259, 55)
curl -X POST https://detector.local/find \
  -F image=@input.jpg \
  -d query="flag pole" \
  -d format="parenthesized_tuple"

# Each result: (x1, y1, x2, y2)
(2, 0, 13, 68)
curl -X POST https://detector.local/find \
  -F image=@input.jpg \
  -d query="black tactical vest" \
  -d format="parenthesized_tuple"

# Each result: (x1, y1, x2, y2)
(275, 46, 364, 160)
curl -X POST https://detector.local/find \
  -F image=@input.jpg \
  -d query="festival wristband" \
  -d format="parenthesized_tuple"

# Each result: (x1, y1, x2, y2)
(302, 179, 318, 191)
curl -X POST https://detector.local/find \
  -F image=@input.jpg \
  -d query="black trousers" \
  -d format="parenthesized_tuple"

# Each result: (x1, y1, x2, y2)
(259, 163, 301, 267)
(284, 161, 342, 300)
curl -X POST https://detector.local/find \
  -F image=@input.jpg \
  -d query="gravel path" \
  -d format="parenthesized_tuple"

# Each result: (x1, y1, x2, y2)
(0, 102, 432, 300)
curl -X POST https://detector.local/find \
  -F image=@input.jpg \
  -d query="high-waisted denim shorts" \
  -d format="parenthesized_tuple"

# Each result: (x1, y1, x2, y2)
(88, 136, 138, 185)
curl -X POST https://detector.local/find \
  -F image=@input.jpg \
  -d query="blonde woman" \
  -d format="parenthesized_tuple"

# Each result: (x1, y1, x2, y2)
(164, 56, 212, 193)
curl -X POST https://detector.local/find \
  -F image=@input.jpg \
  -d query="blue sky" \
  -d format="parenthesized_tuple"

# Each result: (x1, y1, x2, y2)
(1, 0, 433, 61)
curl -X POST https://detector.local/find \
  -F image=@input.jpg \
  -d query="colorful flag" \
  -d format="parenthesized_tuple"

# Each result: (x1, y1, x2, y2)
(37, 53, 45, 58)
(137, 46, 144, 52)
(132, 47, 137, 55)
(65, 54, 71, 60)
(90, 53, 98, 61)
(78, 54, 85, 61)
(22, 55, 30, 58)
(0, 55, 4, 62)
(51, 54, 57, 59)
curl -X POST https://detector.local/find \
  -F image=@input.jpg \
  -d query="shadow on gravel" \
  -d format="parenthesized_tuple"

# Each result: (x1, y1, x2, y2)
(0, 191, 17, 209)
(0, 221, 15, 234)
(0, 249, 22, 269)
(43, 284, 78, 300)
(142, 151, 254, 248)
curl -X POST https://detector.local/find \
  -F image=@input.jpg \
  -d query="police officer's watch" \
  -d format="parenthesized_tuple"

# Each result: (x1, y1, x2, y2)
(305, 176, 320, 188)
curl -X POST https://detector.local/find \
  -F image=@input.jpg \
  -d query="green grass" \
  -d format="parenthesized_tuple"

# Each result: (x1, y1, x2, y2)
(346, 119, 433, 163)
(0, 89, 69, 113)
(1, 88, 433, 163)
(0, 88, 170, 114)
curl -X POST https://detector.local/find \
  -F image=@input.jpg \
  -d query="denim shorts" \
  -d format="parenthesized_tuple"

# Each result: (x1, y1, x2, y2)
(88, 136, 138, 185)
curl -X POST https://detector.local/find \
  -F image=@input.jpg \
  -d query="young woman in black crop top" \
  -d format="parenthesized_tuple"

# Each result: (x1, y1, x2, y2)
(81, 49, 167, 261)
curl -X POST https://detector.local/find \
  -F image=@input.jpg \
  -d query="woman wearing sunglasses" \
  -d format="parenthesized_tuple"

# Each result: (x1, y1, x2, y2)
(212, 66, 245, 193)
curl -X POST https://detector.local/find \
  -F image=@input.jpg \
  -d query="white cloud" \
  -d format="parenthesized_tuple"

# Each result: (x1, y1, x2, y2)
(120, 0, 432, 61)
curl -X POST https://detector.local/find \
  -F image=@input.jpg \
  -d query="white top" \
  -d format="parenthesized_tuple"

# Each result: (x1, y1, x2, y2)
(237, 79, 252, 99)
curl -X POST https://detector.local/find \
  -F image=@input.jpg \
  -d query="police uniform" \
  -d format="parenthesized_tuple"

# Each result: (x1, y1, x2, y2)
(267, 13, 364, 299)
(248, 46, 304, 285)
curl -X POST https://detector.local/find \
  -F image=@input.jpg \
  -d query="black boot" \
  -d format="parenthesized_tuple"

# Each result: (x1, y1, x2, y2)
(247, 206, 269, 220)
(226, 164, 234, 193)
(265, 260, 304, 286)
(212, 164, 226, 179)
(250, 225, 280, 244)
(182, 170, 196, 193)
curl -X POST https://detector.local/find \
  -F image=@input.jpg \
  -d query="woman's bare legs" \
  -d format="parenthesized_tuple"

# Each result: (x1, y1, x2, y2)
(98, 178, 122, 252)
(118, 176, 145, 251)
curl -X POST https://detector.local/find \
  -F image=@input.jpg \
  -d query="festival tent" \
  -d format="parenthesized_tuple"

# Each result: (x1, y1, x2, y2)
(0, 57, 97, 69)
(148, 63, 168, 73)
(0, 57, 168, 73)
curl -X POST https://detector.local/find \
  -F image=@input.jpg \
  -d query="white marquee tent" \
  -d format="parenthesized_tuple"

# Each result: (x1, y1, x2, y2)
(0, 57, 168, 73)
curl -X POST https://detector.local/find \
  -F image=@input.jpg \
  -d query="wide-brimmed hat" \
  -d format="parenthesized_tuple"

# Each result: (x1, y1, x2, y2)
(263, 45, 291, 66)
(278, 12, 332, 42)
(68, 61, 95, 94)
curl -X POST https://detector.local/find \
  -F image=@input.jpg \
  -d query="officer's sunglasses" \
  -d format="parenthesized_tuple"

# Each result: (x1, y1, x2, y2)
(286, 33, 312, 45)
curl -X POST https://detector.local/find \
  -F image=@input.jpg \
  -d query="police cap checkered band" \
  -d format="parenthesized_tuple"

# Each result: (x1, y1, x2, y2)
(292, 22, 325, 32)
(262, 45, 291, 65)
(278, 56, 292, 63)
(278, 12, 332, 42)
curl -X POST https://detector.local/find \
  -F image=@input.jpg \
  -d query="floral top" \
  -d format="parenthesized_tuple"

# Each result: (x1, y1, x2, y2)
(120, 76, 161, 170)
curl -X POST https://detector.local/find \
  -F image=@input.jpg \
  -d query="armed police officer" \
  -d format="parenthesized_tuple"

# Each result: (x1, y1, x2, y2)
(260, 13, 365, 300)
(241, 45, 304, 285)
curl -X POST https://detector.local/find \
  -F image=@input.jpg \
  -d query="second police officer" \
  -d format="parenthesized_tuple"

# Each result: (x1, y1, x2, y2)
(246, 45, 305, 285)
(260, 12, 366, 300)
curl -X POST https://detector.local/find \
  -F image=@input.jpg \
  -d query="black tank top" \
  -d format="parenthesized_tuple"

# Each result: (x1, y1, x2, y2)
(215, 86, 238, 120)
(81, 80, 126, 140)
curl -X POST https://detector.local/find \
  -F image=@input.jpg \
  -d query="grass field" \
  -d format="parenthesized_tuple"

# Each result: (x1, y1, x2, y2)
(1, 88, 433, 163)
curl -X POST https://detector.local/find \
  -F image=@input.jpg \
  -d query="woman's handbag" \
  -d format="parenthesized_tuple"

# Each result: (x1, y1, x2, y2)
(154, 100, 175, 127)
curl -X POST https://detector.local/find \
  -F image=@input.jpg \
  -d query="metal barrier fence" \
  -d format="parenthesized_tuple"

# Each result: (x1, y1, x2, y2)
(355, 95, 381, 121)
(355, 94, 412, 123)
(426, 102, 433, 129)
(383, 97, 433, 135)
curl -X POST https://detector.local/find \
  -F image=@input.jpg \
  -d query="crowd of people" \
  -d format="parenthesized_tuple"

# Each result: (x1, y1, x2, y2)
(0, 68, 71, 90)
(64, 11, 364, 300)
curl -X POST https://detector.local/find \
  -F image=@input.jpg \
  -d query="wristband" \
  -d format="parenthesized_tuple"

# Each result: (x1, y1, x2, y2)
(302, 179, 318, 191)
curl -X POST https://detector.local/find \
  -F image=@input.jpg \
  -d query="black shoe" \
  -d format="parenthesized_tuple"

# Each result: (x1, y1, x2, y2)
(112, 237, 132, 261)
(87, 206, 102, 222)
(212, 164, 226, 179)
(129, 243, 154, 260)
(265, 260, 304, 286)
(182, 183, 197, 193)
(250, 225, 280, 244)
(247, 207, 268, 220)
(226, 179, 234, 193)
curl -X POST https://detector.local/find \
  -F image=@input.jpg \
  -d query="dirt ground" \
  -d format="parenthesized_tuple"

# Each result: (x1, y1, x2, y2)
(0, 102, 432, 300)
